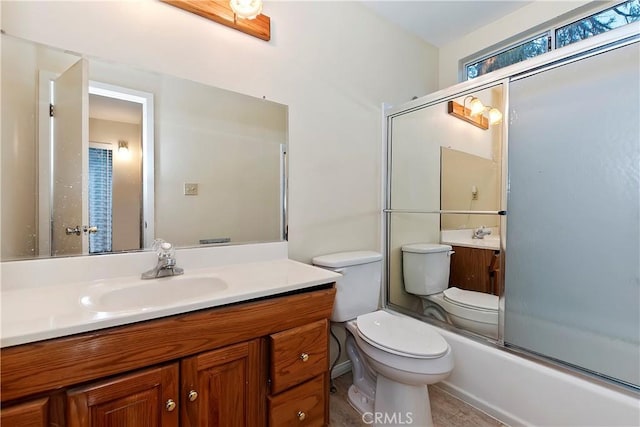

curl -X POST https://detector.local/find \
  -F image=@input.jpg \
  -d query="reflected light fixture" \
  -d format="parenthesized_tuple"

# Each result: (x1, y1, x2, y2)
(447, 96, 502, 130)
(118, 140, 129, 154)
(465, 96, 485, 116)
(230, 0, 263, 19)
(488, 107, 503, 125)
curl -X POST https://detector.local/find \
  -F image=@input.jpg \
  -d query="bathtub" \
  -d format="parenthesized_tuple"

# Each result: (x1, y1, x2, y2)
(435, 326, 640, 426)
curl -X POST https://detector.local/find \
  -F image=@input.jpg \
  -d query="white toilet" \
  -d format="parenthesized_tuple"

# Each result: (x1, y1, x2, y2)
(312, 251, 453, 427)
(402, 243, 499, 339)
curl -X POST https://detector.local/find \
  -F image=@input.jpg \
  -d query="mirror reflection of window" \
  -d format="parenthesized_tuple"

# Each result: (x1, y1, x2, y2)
(88, 147, 113, 254)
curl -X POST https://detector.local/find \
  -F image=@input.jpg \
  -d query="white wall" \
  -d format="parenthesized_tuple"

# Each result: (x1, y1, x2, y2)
(438, 1, 593, 89)
(1, 0, 439, 263)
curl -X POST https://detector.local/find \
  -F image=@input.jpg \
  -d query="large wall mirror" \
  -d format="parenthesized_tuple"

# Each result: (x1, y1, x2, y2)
(385, 83, 504, 340)
(1, 33, 288, 261)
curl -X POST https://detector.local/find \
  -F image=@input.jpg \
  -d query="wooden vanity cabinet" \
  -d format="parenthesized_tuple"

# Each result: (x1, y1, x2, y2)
(67, 364, 179, 427)
(65, 340, 265, 427)
(0, 285, 335, 427)
(268, 319, 329, 426)
(181, 339, 266, 427)
(449, 246, 501, 295)
(0, 397, 49, 427)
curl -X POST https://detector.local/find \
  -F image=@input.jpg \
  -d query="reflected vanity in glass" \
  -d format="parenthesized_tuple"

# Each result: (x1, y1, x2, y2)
(385, 84, 505, 340)
(1, 33, 288, 261)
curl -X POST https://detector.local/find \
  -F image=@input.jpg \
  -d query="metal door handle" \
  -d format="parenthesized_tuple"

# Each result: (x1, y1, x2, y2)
(65, 226, 82, 236)
(65, 225, 98, 236)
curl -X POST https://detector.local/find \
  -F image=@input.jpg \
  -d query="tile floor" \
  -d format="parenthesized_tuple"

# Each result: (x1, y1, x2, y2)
(329, 373, 508, 427)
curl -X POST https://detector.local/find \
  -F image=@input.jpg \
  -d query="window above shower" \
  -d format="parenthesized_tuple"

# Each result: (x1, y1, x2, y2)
(462, 0, 640, 81)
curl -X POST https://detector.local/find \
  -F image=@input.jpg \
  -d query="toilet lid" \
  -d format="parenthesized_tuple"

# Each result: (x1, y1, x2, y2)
(356, 311, 449, 359)
(443, 287, 498, 312)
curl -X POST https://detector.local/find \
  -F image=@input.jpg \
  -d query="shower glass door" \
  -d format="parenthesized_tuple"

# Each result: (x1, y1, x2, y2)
(504, 41, 640, 387)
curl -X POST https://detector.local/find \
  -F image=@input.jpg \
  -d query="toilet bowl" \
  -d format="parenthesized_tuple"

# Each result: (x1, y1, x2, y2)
(402, 243, 499, 339)
(423, 287, 498, 339)
(312, 251, 453, 427)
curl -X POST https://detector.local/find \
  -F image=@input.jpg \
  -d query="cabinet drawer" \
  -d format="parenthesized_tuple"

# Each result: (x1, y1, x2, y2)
(270, 319, 328, 394)
(268, 375, 326, 427)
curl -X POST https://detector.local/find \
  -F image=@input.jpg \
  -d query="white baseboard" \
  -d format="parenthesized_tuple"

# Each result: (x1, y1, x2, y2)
(331, 360, 352, 379)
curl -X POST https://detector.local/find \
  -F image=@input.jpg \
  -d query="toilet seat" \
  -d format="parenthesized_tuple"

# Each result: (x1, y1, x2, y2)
(443, 287, 498, 312)
(356, 310, 449, 359)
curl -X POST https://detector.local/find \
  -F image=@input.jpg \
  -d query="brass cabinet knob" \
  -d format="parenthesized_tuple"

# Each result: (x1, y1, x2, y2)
(297, 411, 306, 421)
(165, 399, 176, 412)
(188, 390, 198, 402)
(299, 352, 309, 362)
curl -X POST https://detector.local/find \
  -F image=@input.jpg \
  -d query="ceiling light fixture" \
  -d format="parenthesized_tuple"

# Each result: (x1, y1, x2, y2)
(230, 0, 263, 20)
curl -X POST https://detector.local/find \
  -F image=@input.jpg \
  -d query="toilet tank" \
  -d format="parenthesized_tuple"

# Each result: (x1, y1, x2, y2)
(312, 251, 382, 322)
(402, 244, 453, 296)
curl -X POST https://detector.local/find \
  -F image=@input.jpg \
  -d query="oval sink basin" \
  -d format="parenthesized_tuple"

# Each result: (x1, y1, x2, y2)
(81, 276, 228, 313)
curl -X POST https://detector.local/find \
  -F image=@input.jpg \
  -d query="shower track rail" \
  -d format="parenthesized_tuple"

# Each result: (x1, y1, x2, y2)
(383, 209, 506, 215)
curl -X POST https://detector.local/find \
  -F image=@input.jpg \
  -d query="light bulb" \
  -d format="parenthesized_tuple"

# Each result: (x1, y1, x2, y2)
(230, 0, 262, 19)
(118, 140, 131, 159)
(488, 108, 503, 125)
(469, 97, 485, 116)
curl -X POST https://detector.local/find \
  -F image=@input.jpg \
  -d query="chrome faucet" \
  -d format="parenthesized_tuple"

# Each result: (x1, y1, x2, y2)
(472, 226, 492, 239)
(141, 240, 184, 279)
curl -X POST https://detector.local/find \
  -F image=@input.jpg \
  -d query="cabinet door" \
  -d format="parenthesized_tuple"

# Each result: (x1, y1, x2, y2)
(449, 246, 498, 294)
(67, 363, 179, 427)
(181, 339, 265, 427)
(1, 397, 49, 427)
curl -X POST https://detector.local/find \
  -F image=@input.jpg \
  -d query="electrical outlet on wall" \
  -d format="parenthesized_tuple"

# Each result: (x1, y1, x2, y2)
(184, 183, 198, 196)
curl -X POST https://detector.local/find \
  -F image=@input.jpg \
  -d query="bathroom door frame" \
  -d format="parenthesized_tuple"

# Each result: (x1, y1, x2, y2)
(38, 77, 155, 255)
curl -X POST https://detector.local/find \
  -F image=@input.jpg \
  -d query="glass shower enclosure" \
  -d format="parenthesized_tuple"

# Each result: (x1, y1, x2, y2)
(504, 40, 639, 388)
(383, 29, 639, 389)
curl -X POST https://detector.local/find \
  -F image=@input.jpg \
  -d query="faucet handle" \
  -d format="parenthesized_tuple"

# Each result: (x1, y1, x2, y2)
(153, 239, 175, 258)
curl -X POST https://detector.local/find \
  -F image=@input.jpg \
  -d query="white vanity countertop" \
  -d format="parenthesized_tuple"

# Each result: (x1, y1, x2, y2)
(0, 259, 340, 348)
(441, 228, 500, 250)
